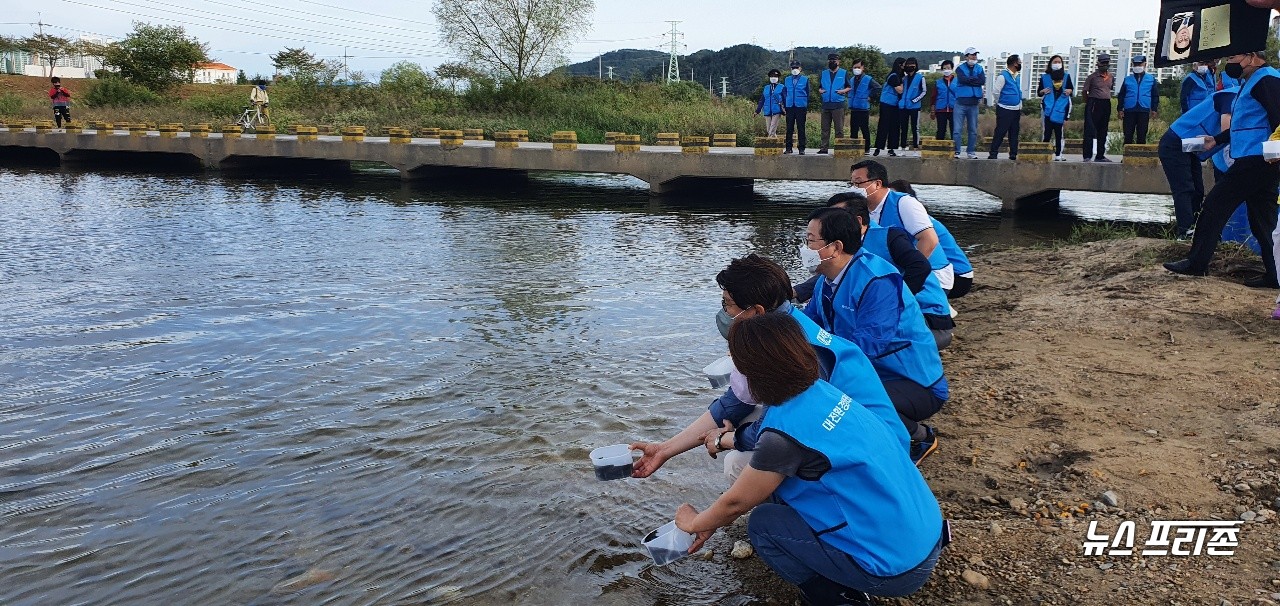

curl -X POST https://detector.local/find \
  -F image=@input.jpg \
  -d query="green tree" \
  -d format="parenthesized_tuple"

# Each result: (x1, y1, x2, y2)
(236, 69, 248, 84)
(105, 23, 209, 90)
(839, 44, 890, 84)
(270, 47, 325, 79)
(380, 61, 436, 107)
(431, 0, 595, 82)
(76, 39, 113, 72)
(435, 61, 487, 92)
(21, 33, 74, 77)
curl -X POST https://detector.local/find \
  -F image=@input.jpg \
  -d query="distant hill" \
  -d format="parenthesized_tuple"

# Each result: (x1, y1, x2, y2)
(562, 45, 962, 97)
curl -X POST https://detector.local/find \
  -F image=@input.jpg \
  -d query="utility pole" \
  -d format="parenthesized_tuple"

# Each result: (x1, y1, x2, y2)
(720, 77, 729, 97)
(606, 66, 614, 80)
(598, 56, 602, 80)
(342, 46, 351, 81)
(788, 41, 796, 64)
(665, 21, 683, 84)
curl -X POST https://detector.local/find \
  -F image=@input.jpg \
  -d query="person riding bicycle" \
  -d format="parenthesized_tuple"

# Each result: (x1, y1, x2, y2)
(249, 79, 270, 125)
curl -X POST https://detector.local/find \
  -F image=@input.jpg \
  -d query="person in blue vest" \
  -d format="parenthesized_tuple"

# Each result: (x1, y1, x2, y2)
(629, 254, 900, 481)
(756, 69, 785, 138)
(1181, 61, 1218, 113)
(847, 58, 881, 153)
(673, 313, 945, 606)
(800, 207, 949, 464)
(954, 47, 986, 159)
(932, 60, 959, 145)
(988, 55, 1024, 160)
(888, 180, 975, 299)
(817, 53, 851, 155)
(898, 57, 927, 150)
(782, 60, 810, 155)
(1118, 55, 1159, 145)
(1166, 51, 1280, 289)
(874, 58, 906, 157)
(1036, 55, 1073, 160)
(850, 160, 952, 291)
(1159, 87, 1237, 240)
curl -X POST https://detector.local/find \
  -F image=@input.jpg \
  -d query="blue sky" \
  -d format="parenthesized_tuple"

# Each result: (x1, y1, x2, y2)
(2, 0, 1168, 78)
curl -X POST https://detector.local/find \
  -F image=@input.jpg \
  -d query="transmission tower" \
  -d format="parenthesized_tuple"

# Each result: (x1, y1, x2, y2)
(665, 21, 683, 84)
(720, 77, 729, 97)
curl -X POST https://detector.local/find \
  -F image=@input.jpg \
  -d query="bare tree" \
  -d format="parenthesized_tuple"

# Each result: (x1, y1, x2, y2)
(432, 0, 594, 82)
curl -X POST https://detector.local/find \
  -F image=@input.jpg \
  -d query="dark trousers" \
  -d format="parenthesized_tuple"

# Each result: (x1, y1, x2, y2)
(1083, 98, 1112, 159)
(947, 275, 973, 299)
(1043, 120, 1064, 156)
(874, 103, 900, 150)
(882, 379, 944, 439)
(819, 107, 846, 149)
(989, 107, 1021, 159)
(1123, 111, 1151, 145)
(899, 108, 920, 148)
(784, 106, 807, 152)
(52, 106, 71, 128)
(1186, 156, 1280, 280)
(935, 111, 954, 140)
(1158, 130, 1206, 236)
(850, 110, 871, 150)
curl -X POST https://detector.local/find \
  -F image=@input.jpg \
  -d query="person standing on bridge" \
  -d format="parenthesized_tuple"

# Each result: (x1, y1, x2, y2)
(1041, 66, 1073, 161)
(847, 59, 881, 153)
(1118, 55, 1158, 145)
(817, 53, 851, 155)
(954, 48, 986, 159)
(898, 58, 927, 151)
(250, 79, 271, 125)
(1166, 51, 1280, 289)
(48, 77, 72, 129)
(873, 58, 906, 157)
(931, 61, 958, 144)
(1082, 54, 1115, 162)
(988, 55, 1024, 161)
(782, 61, 810, 155)
(756, 69, 785, 137)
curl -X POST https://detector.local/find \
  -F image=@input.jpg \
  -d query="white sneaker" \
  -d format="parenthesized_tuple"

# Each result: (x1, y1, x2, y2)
(967, 153, 978, 159)
(1054, 155, 1066, 162)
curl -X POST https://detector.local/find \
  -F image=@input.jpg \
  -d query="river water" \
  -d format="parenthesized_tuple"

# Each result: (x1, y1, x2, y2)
(0, 166, 1172, 605)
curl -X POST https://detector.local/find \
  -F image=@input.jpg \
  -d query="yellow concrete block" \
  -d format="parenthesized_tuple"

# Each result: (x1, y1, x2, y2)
(920, 138, 954, 159)
(420, 127, 441, 138)
(439, 129, 465, 149)
(712, 133, 737, 147)
(341, 126, 365, 142)
(1017, 142, 1054, 164)
(656, 132, 680, 147)
(614, 134, 641, 153)
(462, 128, 484, 140)
(295, 125, 318, 141)
(494, 131, 520, 149)
(552, 131, 578, 151)
(1122, 144, 1159, 167)
(754, 136, 783, 156)
(222, 125, 242, 139)
(682, 136, 710, 154)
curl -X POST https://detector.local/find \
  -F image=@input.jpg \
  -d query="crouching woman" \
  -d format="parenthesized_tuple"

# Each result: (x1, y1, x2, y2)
(674, 313, 945, 605)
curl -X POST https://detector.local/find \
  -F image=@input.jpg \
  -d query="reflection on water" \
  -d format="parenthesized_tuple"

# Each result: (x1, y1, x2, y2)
(0, 166, 1173, 605)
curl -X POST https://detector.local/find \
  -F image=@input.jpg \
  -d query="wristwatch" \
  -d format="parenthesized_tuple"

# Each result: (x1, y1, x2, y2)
(716, 429, 732, 452)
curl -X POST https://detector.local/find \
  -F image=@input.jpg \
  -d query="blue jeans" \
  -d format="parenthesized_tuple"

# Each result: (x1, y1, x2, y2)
(953, 103, 980, 154)
(748, 503, 940, 597)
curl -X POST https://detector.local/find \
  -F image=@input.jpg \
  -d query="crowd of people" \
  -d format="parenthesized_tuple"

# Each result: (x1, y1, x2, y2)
(629, 160, 972, 605)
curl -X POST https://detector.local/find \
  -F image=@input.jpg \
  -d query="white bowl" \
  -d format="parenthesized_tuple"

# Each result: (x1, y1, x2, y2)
(642, 521, 694, 566)
(702, 355, 736, 389)
(589, 444, 633, 481)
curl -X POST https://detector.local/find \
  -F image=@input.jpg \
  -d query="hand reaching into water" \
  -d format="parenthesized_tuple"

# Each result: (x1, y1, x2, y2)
(675, 503, 715, 553)
(629, 441, 670, 478)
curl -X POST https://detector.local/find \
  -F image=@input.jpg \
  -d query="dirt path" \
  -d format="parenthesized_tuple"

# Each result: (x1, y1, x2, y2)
(718, 238, 1280, 605)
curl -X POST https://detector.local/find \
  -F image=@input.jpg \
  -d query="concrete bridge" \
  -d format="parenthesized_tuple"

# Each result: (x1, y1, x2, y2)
(0, 127, 1180, 211)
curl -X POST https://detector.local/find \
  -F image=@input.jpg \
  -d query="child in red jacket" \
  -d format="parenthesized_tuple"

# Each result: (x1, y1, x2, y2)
(49, 77, 72, 128)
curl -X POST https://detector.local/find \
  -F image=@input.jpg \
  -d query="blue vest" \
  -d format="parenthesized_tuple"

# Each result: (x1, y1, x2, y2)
(899, 73, 925, 110)
(931, 218, 972, 275)
(1038, 72, 1073, 95)
(759, 380, 943, 577)
(760, 83, 784, 116)
(876, 190, 953, 272)
(1172, 89, 1238, 161)
(821, 68, 849, 104)
(1042, 89, 1071, 124)
(787, 307, 906, 450)
(956, 63, 985, 99)
(1184, 71, 1215, 109)
(998, 70, 1022, 106)
(880, 74, 902, 105)
(933, 77, 957, 111)
(1122, 73, 1155, 111)
(1230, 66, 1280, 160)
(861, 224, 951, 319)
(804, 251, 948, 397)
(847, 74, 875, 110)
(783, 75, 809, 108)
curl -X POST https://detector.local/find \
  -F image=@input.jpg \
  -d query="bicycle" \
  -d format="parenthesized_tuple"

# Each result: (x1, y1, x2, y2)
(235, 104, 270, 130)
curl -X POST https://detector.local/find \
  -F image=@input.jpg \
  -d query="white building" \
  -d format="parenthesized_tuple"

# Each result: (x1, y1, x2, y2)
(192, 62, 238, 84)
(1069, 38, 1119, 96)
(1112, 30, 1180, 82)
(20, 35, 111, 79)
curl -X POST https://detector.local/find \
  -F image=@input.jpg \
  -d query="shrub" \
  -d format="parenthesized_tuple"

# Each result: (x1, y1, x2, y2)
(0, 93, 22, 117)
(83, 77, 162, 107)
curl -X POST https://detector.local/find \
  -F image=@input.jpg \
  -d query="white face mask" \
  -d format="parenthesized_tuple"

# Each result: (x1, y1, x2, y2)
(728, 370, 758, 405)
(848, 186, 869, 199)
(799, 242, 834, 274)
(769, 77, 778, 84)
(967, 59, 978, 66)
(1051, 63, 1063, 70)
(791, 69, 800, 76)
(1133, 66, 1145, 74)
(942, 69, 954, 77)
(852, 68, 863, 76)
(1196, 65, 1209, 74)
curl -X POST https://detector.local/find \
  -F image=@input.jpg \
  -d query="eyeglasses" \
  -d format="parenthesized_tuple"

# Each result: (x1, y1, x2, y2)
(801, 236, 827, 247)
(848, 178, 877, 187)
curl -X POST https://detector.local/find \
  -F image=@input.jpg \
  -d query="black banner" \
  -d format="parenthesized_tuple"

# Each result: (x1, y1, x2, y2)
(1154, 0, 1271, 67)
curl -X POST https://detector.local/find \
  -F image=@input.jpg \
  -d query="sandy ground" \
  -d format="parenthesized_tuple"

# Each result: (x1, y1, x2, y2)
(704, 238, 1280, 605)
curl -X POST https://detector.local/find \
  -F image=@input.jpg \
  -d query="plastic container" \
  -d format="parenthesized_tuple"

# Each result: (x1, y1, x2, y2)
(702, 355, 736, 389)
(642, 521, 694, 566)
(589, 444, 634, 481)
(1181, 137, 1207, 153)
(1264, 140, 1280, 161)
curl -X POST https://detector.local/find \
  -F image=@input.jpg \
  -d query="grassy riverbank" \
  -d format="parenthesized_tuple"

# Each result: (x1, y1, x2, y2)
(0, 73, 1171, 149)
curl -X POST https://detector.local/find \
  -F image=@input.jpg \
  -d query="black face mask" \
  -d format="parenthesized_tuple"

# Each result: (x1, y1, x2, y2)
(1225, 62, 1246, 80)
(829, 61, 838, 70)
(905, 65, 917, 72)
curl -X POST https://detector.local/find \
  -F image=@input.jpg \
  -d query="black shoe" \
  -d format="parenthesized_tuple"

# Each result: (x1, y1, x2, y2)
(798, 576, 872, 606)
(798, 150, 806, 155)
(987, 155, 998, 160)
(1009, 156, 1017, 161)
(910, 425, 939, 466)
(817, 148, 828, 154)
(783, 149, 793, 155)
(1163, 259, 1207, 276)
(872, 149, 881, 156)
(1095, 157, 1112, 163)
(887, 149, 897, 157)
(1243, 276, 1280, 289)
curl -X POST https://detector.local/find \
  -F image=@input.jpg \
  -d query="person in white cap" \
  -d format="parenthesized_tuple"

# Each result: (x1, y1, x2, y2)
(1118, 55, 1158, 145)
(953, 47, 985, 159)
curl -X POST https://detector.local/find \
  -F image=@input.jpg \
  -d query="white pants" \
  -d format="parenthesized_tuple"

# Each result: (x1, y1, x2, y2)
(722, 405, 764, 483)
(932, 264, 955, 291)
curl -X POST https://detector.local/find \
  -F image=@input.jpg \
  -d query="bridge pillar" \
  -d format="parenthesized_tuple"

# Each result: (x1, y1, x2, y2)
(1008, 189, 1061, 214)
(649, 176, 754, 195)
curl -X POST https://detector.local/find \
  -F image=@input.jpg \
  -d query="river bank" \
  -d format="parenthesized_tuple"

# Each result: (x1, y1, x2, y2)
(675, 238, 1280, 605)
